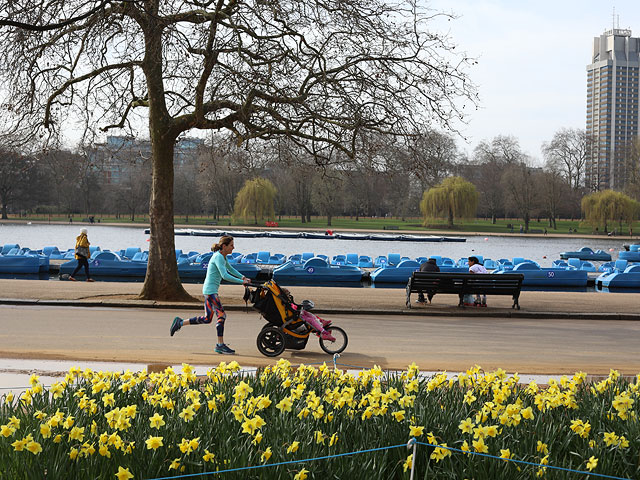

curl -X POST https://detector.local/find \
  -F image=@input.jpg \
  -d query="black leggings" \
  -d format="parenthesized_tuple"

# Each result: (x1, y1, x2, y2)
(71, 258, 91, 279)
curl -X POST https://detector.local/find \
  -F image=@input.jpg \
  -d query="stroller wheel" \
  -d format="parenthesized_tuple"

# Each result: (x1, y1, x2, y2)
(319, 326, 348, 355)
(256, 326, 286, 357)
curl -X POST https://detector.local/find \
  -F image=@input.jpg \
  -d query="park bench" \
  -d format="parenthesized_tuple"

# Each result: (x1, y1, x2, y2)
(405, 272, 524, 310)
(383, 225, 399, 230)
(205, 221, 218, 226)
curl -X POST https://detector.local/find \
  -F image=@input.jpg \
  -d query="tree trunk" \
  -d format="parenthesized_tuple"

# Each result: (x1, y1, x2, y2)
(140, 137, 193, 301)
(1, 202, 6, 219)
(139, 22, 193, 302)
(448, 206, 454, 228)
(327, 214, 332, 226)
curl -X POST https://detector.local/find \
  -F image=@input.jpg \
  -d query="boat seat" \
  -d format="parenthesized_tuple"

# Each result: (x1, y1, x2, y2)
(301, 252, 315, 261)
(1, 244, 19, 255)
(387, 253, 401, 266)
(346, 253, 359, 265)
(513, 257, 525, 265)
(567, 258, 581, 268)
(257, 251, 271, 264)
(332, 255, 346, 265)
(615, 259, 628, 271)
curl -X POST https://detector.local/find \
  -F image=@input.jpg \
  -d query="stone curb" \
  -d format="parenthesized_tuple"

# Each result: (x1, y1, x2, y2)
(2, 298, 640, 321)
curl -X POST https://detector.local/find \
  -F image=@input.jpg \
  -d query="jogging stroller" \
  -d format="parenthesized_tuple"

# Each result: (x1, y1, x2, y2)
(246, 280, 348, 357)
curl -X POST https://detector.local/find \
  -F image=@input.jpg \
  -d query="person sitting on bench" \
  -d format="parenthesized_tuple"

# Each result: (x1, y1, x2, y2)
(467, 256, 488, 307)
(417, 258, 439, 304)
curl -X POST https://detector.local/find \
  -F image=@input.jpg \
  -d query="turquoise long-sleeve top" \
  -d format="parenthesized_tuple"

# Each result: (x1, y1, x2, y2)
(202, 251, 244, 295)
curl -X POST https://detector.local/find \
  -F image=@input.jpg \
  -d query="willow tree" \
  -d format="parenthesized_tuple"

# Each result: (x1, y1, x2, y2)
(232, 178, 276, 225)
(0, 1, 477, 300)
(420, 176, 477, 228)
(582, 190, 639, 232)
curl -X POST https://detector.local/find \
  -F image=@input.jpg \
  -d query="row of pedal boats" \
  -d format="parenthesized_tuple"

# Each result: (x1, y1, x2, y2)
(148, 228, 467, 242)
(2, 243, 640, 287)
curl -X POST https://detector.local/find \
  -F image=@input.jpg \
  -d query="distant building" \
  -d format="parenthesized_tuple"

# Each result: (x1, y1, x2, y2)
(89, 135, 204, 184)
(585, 28, 640, 191)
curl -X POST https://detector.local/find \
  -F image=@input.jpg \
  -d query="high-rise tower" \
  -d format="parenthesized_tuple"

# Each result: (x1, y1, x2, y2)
(585, 28, 640, 191)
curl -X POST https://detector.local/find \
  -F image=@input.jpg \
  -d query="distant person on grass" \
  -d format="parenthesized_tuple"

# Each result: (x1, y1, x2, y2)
(69, 228, 94, 282)
(467, 256, 487, 307)
(169, 235, 249, 355)
(417, 257, 439, 304)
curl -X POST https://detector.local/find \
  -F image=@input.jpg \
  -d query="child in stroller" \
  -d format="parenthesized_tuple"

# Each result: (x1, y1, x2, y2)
(247, 280, 348, 357)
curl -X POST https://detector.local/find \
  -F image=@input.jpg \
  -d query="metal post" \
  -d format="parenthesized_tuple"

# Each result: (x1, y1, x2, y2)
(407, 437, 418, 480)
(333, 353, 340, 370)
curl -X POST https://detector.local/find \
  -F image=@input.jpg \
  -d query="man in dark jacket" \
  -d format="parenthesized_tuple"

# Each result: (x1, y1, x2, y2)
(417, 258, 440, 304)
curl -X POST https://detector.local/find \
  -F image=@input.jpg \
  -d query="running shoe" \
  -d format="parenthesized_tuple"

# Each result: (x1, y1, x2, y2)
(170, 317, 182, 337)
(215, 343, 236, 354)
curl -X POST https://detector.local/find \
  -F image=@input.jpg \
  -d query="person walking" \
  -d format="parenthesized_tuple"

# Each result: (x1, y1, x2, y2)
(69, 228, 94, 282)
(169, 235, 249, 354)
(417, 257, 440, 304)
(468, 256, 488, 307)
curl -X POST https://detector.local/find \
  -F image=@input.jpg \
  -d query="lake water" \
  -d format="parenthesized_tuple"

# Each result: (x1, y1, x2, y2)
(0, 223, 629, 268)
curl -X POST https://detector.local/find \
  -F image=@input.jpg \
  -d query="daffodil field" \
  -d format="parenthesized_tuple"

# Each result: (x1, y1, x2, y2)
(1, 361, 639, 479)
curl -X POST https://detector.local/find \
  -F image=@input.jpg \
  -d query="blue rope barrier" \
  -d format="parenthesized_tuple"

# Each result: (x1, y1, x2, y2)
(145, 442, 408, 480)
(414, 441, 631, 480)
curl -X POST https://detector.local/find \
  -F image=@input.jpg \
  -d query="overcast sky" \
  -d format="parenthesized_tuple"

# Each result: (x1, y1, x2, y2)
(427, 0, 640, 162)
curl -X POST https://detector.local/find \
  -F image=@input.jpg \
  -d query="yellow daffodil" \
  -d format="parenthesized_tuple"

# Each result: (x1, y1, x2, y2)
(500, 448, 511, 461)
(115, 466, 134, 480)
(536, 441, 549, 455)
(458, 417, 474, 433)
(252, 432, 263, 445)
(203, 449, 215, 462)
(586, 456, 598, 471)
(472, 437, 488, 453)
(26, 440, 42, 455)
(409, 425, 424, 437)
(402, 454, 413, 472)
(1, 424, 15, 438)
(287, 441, 300, 453)
(69, 426, 85, 442)
(294, 468, 309, 480)
(169, 459, 181, 470)
(392, 410, 405, 422)
(329, 433, 339, 447)
(145, 436, 163, 450)
(276, 397, 293, 413)
(261, 446, 272, 462)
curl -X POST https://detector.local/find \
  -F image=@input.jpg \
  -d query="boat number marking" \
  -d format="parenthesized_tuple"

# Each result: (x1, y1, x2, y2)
(202, 263, 208, 269)
(92, 260, 100, 266)
(547, 271, 555, 278)
(307, 267, 315, 274)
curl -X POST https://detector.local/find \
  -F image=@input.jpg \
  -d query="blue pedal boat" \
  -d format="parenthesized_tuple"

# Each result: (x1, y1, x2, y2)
(177, 252, 261, 280)
(60, 251, 148, 277)
(272, 257, 363, 283)
(598, 264, 640, 288)
(560, 247, 612, 261)
(370, 260, 421, 284)
(0, 251, 44, 274)
(618, 245, 640, 262)
(498, 262, 588, 287)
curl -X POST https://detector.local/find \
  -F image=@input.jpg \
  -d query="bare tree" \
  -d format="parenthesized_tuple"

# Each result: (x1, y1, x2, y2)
(0, 0, 477, 300)
(0, 147, 36, 218)
(542, 128, 588, 190)
(406, 130, 459, 188)
(501, 160, 538, 233)
(471, 136, 524, 224)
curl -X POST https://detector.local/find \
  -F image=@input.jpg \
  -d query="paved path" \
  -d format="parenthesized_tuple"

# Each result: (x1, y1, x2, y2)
(2, 304, 639, 375)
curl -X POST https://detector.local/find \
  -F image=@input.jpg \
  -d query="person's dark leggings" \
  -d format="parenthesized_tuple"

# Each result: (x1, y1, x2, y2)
(188, 294, 227, 337)
(71, 258, 91, 279)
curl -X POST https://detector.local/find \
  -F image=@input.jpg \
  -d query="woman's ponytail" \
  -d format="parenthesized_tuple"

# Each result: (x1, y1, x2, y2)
(212, 235, 234, 252)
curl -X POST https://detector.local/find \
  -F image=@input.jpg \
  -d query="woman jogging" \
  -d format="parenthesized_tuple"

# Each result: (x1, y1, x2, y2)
(69, 228, 94, 282)
(169, 235, 249, 354)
